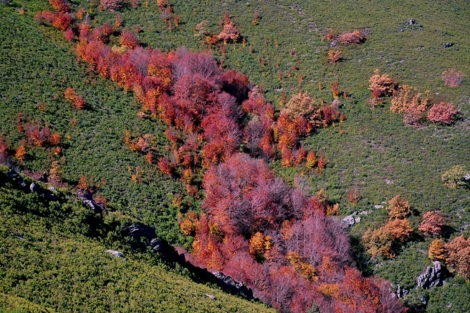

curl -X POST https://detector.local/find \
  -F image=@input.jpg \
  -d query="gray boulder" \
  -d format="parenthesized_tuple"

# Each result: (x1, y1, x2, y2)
(416, 261, 444, 289)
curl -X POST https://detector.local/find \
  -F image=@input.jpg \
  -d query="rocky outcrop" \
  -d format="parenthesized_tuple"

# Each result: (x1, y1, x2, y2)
(77, 189, 104, 214)
(416, 261, 444, 289)
(396, 285, 408, 299)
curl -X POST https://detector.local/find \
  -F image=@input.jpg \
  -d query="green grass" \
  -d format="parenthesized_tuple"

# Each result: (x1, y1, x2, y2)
(0, 167, 274, 313)
(1, 0, 470, 311)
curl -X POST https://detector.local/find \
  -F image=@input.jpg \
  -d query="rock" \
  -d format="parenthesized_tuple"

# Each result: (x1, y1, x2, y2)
(8, 168, 28, 190)
(409, 18, 416, 25)
(360, 211, 369, 215)
(444, 43, 454, 48)
(30, 182, 41, 194)
(205, 294, 216, 299)
(354, 216, 361, 223)
(212, 271, 244, 290)
(105, 250, 127, 261)
(77, 189, 104, 214)
(416, 261, 444, 289)
(374, 205, 384, 209)
(150, 238, 163, 252)
(396, 284, 408, 299)
(123, 224, 156, 239)
(342, 212, 357, 226)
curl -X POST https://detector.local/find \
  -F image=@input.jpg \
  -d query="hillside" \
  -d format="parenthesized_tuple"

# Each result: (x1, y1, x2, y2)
(1, 0, 469, 312)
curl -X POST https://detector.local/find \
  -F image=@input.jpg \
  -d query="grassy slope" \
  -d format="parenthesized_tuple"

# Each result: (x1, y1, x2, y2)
(0, 167, 274, 313)
(0, 0, 469, 311)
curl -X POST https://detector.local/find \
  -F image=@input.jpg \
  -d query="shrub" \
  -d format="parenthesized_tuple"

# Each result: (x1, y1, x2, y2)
(427, 102, 457, 125)
(100, 0, 123, 12)
(337, 30, 365, 44)
(368, 69, 398, 98)
(327, 50, 342, 63)
(390, 85, 430, 114)
(441, 165, 469, 189)
(442, 68, 465, 88)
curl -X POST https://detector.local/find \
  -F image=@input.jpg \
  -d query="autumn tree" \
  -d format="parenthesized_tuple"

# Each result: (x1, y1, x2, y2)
(387, 194, 411, 219)
(120, 30, 139, 49)
(100, 0, 123, 11)
(368, 69, 397, 98)
(363, 219, 412, 258)
(337, 30, 365, 44)
(346, 187, 361, 204)
(427, 102, 457, 125)
(327, 49, 342, 63)
(217, 12, 241, 43)
(445, 235, 470, 279)
(15, 142, 27, 164)
(428, 239, 446, 262)
(419, 211, 445, 237)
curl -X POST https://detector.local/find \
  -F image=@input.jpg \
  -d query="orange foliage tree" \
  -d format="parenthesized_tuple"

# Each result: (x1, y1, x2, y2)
(387, 194, 411, 219)
(445, 235, 470, 279)
(428, 239, 446, 262)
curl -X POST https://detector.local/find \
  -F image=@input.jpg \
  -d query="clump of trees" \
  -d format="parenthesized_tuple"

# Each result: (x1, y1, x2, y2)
(362, 195, 414, 258)
(368, 70, 460, 126)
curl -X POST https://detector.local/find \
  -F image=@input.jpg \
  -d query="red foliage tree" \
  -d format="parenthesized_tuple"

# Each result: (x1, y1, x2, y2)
(419, 211, 445, 236)
(49, 0, 70, 13)
(64, 27, 75, 41)
(427, 102, 457, 125)
(52, 13, 73, 31)
(120, 30, 139, 49)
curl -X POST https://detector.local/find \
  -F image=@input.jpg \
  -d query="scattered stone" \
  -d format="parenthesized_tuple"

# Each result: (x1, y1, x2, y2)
(444, 43, 454, 48)
(374, 205, 384, 209)
(30, 182, 41, 194)
(354, 216, 361, 223)
(342, 212, 357, 226)
(150, 238, 163, 252)
(396, 284, 409, 299)
(360, 211, 369, 215)
(8, 168, 28, 190)
(77, 189, 104, 214)
(416, 261, 444, 289)
(205, 294, 216, 299)
(399, 19, 423, 32)
(105, 250, 127, 261)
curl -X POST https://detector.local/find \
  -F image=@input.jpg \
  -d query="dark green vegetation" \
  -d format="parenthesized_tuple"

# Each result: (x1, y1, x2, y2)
(0, 166, 274, 312)
(1, 0, 469, 311)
